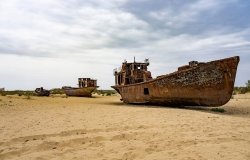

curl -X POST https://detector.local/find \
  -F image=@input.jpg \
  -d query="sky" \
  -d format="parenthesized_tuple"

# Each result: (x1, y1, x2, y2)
(0, 0, 250, 90)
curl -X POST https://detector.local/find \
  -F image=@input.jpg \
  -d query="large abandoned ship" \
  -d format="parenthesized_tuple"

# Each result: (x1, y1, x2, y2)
(112, 56, 240, 106)
(63, 78, 98, 97)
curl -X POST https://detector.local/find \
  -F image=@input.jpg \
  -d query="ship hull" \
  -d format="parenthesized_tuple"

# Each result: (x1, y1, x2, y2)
(112, 56, 239, 107)
(64, 87, 98, 97)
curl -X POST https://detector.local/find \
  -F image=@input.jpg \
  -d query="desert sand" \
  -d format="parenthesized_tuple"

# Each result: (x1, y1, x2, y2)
(0, 94, 250, 160)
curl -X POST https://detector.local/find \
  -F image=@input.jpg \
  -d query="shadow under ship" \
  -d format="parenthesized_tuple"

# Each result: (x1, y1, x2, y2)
(112, 56, 240, 107)
(63, 78, 98, 97)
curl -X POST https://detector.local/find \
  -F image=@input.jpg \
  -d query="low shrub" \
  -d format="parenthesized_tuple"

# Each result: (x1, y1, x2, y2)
(0, 90, 36, 96)
(50, 88, 64, 95)
(61, 95, 68, 98)
(94, 90, 117, 96)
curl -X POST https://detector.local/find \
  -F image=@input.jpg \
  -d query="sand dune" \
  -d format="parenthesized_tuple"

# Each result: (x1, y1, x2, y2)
(0, 94, 250, 160)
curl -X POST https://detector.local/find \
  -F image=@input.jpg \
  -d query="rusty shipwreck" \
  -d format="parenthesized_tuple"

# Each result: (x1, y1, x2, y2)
(63, 78, 98, 97)
(112, 56, 240, 106)
(35, 87, 50, 96)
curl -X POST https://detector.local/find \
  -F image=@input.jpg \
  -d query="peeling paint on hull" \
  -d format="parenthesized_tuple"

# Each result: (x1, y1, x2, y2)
(112, 56, 240, 107)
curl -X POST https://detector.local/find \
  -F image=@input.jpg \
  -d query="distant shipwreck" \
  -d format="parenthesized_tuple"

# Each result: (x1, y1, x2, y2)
(35, 87, 50, 96)
(112, 56, 240, 107)
(63, 78, 98, 97)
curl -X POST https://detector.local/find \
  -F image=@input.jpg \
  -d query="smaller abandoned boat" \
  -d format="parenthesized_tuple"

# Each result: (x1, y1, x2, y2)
(35, 87, 50, 96)
(112, 56, 240, 107)
(63, 78, 98, 97)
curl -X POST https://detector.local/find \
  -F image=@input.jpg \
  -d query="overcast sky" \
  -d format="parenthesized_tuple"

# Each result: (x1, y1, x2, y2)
(0, 0, 249, 90)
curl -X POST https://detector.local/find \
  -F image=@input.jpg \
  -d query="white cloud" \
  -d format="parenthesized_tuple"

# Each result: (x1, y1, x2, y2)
(149, 0, 239, 28)
(0, 0, 149, 58)
(0, 0, 249, 89)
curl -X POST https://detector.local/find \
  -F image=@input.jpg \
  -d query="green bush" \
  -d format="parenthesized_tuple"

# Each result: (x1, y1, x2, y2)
(246, 80, 250, 89)
(50, 88, 64, 95)
(0, 90, 35, 96)
(233, 86, 249, 94)
(239, 87, 248, 94)
(94, 89, 117, 95)
(61, 95, 68, 98)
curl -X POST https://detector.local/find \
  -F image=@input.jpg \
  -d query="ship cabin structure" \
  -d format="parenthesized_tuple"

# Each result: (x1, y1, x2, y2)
(114, 59, 152, 86)
(78, 78, 97, 88)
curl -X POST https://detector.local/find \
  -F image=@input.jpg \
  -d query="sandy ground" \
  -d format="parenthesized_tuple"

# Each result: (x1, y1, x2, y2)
(0, 94, 250, 160)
